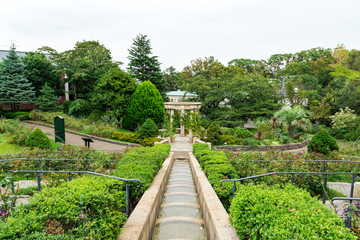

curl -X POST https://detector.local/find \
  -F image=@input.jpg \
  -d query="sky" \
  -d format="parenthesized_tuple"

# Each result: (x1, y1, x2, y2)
(1, 0, 360, 71)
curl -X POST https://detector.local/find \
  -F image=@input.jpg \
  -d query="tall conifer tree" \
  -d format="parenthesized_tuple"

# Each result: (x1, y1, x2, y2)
(127, 34, 166, 97)
(0, 45, 35, 110)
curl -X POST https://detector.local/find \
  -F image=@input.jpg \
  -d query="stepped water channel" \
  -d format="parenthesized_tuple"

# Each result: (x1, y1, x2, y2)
(152, 136, 207, 240)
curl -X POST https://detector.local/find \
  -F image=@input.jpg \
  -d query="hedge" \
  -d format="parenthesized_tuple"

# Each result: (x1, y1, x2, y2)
(193, 143, 238, 209)
(112, 132, 159, 146)
(0, 144, 171, 239)
(230, 184, 356, 239)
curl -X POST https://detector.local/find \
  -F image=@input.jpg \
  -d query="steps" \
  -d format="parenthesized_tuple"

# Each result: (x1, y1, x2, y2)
(152, 156, 207, 240)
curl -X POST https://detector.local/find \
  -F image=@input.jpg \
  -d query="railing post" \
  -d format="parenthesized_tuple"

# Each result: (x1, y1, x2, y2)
(346, 205, 352, 228)
(37, 160, 42, 191)
(322, 162, 327, 204)
(291, 174, 294, 185)
(68, 173, 72, 182)
(126, 183, 130, 217)
(232, 182, 237, 198)
(11, 176, 15, 194)
(350, 174, 355, 204)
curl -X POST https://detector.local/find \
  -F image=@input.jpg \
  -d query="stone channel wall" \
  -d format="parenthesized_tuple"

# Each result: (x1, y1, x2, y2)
(213, 139, 310, 152)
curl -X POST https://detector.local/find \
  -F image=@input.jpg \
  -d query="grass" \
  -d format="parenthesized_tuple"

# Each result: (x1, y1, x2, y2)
(0, 134, 22, 155)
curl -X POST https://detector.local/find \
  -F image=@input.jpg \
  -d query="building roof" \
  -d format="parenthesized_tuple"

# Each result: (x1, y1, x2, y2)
(166, 90, 197, 97)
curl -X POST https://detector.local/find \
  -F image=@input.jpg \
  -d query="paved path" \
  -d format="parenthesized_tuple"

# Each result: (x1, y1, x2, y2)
(170, 135, 193, 152)
(24, 122, 127, 152)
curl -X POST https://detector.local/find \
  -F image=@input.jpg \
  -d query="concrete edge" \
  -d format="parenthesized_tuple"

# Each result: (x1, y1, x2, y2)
(117, 152, 174, 240)
(188, 152, 238, 240)
(154, 137, 170, 145)
(24, 120, 141, 147)
(193, 137, 212, 149)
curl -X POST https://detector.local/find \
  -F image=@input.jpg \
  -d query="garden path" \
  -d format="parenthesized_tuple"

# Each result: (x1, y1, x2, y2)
(23, 121, 127, 151)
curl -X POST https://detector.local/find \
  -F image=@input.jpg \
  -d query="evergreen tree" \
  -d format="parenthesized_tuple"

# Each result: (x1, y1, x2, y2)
(124, 80, 165, 130)
(0, 45, 35, 111)
(127, 34, 166, 97)
(35, 83, 59, 111)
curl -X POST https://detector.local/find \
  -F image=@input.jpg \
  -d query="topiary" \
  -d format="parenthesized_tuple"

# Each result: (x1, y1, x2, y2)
(137, 118, 159, 139)
(25, 128, 52, 150)
(68, 99, 91, 118)
(88, 109, 103, 123)
(61, 100, 72, 114)
(206, 122, 223, 145)
(308, 129, 339, 156)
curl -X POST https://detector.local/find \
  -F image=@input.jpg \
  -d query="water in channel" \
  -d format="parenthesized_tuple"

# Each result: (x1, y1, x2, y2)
(152, 157, 207, 240)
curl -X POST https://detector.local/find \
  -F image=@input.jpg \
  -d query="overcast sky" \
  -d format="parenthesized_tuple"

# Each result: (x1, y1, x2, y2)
(1, 0, 359, 71)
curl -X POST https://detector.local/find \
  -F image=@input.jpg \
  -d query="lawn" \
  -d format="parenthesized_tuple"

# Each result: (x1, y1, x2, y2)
(0, 134, 22, 155)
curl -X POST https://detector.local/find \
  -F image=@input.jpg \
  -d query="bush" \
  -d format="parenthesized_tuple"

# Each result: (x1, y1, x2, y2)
(242, 138, 261, 147)
(0, 177, 127, 239)
(0, 119, 32, 145)
(137, 118, 158, 139)
(308, 129, 339, 155)
(193, 143, 238, 209)
(206, 122, 223, 145)
(234, 127, 253, 139)
(87, 109, 103, 123)
(68, 99, 91, 118)
(5, 112, 30, 120)
(112, 132, 159, 146)
(220, 135, 241, 145)
(25, 128, 52, 150)
(230, 184, 356, 239)
(280, 135, 291, 144)
(62, 100, 72, 114)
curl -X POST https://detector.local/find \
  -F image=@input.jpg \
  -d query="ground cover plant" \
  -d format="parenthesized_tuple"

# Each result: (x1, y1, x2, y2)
(0, 144, 171, 239)
(230, 184, 356, 239)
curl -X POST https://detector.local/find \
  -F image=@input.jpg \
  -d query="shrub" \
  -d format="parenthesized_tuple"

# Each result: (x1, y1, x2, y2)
(137, 118, 158, 139)
(68, 99, 91, 118)
(61, 100, 72, 114)
(242, 138, 261, 147)
(112, 132, 159, 146)
(280, 135, 291, 144)
(230, 184, 356, 239)
(0, 177, 127, 239)
(5, 112, 30, 120)
(308, 129, 339, 155)
(234, 127, 253, 139)
(193, 143, 238, 209)
(87, 109, 104, 123)
(25, 128, 52, 150)
(206, 122, 223, 145)
(0, 119, 31, 145)
(220, 135, 240, 145)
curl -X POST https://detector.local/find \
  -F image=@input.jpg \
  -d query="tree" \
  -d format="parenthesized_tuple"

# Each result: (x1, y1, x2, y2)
(0, 45, 35, 111)
(91, 67, 137, 120)
(274, 106, 310, 138)
(124, 80, 165, 130)
(163, 66, 180, 91)
(137, 118, 159, 138)
(310, 96, 333, 125)
(345, 49, 360, 72)
(35, 83, 59, 112)
(55, 40, 117, 100)
(21, 52, 62, 97)
(127, 34, 166, 97)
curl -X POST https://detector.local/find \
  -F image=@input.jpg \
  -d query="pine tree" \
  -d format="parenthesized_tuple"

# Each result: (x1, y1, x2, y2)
(0, 45, 35, 111)
(127, 34, 166, 97)
(124, 80, 165, 130)
(35, 83, 59, 111)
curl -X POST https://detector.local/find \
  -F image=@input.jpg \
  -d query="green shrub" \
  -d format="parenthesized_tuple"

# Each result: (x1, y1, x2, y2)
(0, 119, 32, 145)
(206, 122, 223, 145)
(112, 132, 159, 146)
(68, 99, 91, 118)
(0, 177, 127, 239)
(0, 109, 6, 117)
(137, 118, 158, 139)
(87, 109, 103, 123)
(230, 184, 356, 240)
(5, 112, 30, 120)
(220, 135, 241, 145)
(223, 127, 234, 135)
(242, 138, 261, 147)
(234, 127, 253, 139)
(25, 128, 52, 150)
(62, 100, 72, 114)
(280, 135, 291, 144)
(308, 129, 339, 155)
(193, 143, 238, 209)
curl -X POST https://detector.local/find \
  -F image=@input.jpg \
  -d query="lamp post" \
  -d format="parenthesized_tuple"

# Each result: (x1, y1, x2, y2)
(294, 87, 298, 106)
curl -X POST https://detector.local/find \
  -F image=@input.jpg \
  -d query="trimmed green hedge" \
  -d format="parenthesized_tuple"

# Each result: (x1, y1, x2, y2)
(193, 143, 238, 209)
(112, 132, 159, 146)
(230, 184, 356, 239)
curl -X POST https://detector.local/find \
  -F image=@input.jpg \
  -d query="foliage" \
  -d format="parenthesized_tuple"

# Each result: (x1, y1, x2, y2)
(137, 118, 158, 139)
(87, 109, 103, 123)
(0, 177, 127, 239)
(275, 106, 310, 138)
(230, 184, 356, 239)
(4, 112, 30, 120)
(234, 127, 253, 139)
(62, 100, 72, 114)
(163, 66, 180, 91)
(91, 67, 137, 119)
(127, 34, 166, 97)
(124, 80, 165, 130)
(25, 128, 52, 150)
(0, 44, 35, 111)
(0, 119, 31, 146)
(330, 107, 358, 131)
(242, 138, 261, 147)
(68, 99, 92, 118)
(35, 83, 60, 112)
(111, 132, 158, 146)
(193, 143, 238, 209)
(308, 129, 339, 155)
(206, 122, 223, 145)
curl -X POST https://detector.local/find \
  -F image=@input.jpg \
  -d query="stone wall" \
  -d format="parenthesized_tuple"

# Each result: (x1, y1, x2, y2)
(213, 139, 310, 152)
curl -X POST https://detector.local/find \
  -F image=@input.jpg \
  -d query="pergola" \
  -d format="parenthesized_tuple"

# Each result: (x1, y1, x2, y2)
(164, 102, 201, 137)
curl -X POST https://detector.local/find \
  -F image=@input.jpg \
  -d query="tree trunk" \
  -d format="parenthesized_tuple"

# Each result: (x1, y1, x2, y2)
(288, 125, 295, 138)
(73, 82, 77, 100)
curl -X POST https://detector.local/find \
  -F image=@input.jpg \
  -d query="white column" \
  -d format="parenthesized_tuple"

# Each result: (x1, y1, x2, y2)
(180, 109, 185, 136)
